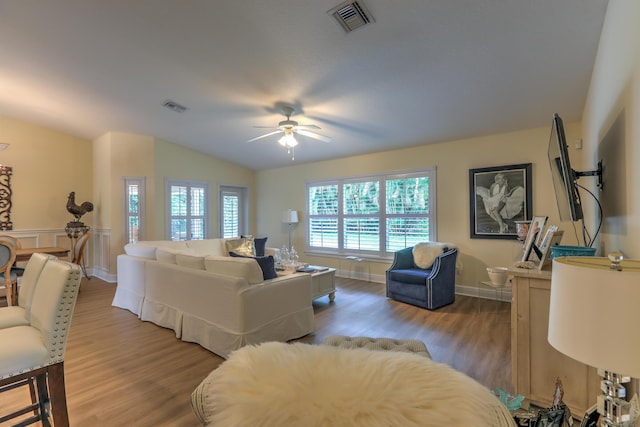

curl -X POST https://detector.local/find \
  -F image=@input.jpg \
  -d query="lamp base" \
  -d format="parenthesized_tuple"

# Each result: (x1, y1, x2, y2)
(597, 370, 631, 426)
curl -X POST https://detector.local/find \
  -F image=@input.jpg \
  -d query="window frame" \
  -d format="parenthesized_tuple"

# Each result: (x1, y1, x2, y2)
(306, 168, 436, 259)
(123, 176, 145, 244)
(219, 185, 248, 238)
(165, 179, 209, 241)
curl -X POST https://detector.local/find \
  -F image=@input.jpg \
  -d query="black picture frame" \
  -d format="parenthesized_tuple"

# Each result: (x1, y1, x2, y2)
(469, 163, 533, 239)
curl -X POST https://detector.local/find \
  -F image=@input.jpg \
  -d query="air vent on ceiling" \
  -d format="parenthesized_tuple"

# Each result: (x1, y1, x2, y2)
(162, 100, 188, 113)
(328, 0, 374, 33)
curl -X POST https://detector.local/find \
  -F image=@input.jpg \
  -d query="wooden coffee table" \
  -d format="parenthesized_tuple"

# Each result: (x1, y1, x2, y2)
(305, 267, 336, 301)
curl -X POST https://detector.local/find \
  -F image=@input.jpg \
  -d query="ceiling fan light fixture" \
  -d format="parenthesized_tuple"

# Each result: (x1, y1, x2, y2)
(278, 132, 298, 148)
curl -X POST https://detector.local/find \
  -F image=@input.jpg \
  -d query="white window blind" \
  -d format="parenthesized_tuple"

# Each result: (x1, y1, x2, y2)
(220, 186, 247, 238)
(124, 177, 145, 244)
(166, 179, 208, 240)
(307, 168, 435, 257)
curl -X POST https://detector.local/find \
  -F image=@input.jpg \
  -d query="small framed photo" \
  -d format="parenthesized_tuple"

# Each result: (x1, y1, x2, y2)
(539, 226, 560, 254)
(530, 215, 548, 246)
(521, 215, 547, 262)
(469, 163, 533, 240)
(537, 230, 563, 270)
(522, 226, 539, 262)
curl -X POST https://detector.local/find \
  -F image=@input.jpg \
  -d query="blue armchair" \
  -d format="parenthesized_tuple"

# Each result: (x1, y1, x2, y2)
(386, 246, 458, 310)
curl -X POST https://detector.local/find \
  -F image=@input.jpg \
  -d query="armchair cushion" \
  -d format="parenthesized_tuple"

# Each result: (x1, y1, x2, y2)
(387, 269, 433, 284)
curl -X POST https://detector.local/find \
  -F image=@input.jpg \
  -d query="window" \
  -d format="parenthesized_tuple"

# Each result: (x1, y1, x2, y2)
(166, 180, 208, 240)
(220, 186, 247, 238)
(307, 168, 435, 257)
(124, 177, 145, 244)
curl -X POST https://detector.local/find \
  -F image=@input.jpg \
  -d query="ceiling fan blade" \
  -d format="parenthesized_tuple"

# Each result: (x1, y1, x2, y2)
(296, 129, 332, 142)
(294, 124, 321, 130)
(252, 125, 279, 129)
(247, 130, 283, 142)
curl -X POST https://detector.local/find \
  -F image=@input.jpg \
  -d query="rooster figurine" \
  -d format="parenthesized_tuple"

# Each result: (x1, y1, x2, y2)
(66, 192, 94, 222)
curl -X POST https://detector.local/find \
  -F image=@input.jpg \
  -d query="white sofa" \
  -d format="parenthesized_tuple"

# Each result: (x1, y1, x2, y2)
(113, 239, 315, 358)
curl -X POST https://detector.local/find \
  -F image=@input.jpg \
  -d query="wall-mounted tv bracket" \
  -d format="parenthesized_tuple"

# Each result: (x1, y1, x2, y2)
(574, 160, 603, 190)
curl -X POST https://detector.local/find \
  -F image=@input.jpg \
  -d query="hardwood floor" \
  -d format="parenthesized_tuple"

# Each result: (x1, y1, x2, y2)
(2, 277, 511, 426)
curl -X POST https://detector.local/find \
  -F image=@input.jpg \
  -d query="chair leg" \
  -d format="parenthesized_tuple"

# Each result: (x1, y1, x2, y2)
(47, 362, 70, 427)
(28, 377, 38, 416)
(35, 373, 52, 427)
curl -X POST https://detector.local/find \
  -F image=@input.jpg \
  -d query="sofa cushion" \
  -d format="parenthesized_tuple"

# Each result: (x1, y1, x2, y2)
(124, 243, 157, 259)
(229, 252, 278, 280)
(176, 253, 206, 270)
(225, 237, 255, 257)
(186, 239, 226, 256)
(156, 248, 179, 264)
(204, 256, 264, 284)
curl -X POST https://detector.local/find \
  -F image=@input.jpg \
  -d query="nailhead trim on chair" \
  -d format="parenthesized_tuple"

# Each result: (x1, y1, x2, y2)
(323, 335, 431, 358)
(51, 268, 81, 362)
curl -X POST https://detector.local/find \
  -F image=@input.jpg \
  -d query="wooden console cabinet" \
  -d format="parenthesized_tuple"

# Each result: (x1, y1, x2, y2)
(509, 267, 599, 417)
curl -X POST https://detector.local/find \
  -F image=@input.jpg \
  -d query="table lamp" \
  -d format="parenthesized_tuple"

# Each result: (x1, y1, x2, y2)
(548, 254, 640, 426)
(282, 209, 299, 251)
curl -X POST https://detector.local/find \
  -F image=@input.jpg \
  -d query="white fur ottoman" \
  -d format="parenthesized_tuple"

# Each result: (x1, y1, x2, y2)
(191, 342, 515, 427)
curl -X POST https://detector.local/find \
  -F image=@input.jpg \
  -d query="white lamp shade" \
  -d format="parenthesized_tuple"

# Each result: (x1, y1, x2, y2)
(548, 256, 640, 378)
(282, 209, 299, 224)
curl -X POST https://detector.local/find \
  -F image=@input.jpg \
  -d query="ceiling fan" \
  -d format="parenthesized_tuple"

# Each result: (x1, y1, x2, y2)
(248, 105, 331, 159)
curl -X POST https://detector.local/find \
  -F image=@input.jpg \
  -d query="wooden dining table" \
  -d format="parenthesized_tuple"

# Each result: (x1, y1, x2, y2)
(4, 247, 71, 306)
(15, 246, 70, 262)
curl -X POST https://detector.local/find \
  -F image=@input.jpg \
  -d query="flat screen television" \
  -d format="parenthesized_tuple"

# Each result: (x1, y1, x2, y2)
(547, 113, 583, 222)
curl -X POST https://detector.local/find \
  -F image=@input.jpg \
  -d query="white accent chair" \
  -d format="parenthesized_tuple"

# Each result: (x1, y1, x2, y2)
(0, 253, 57, 329)
(0, 259, 82, 426)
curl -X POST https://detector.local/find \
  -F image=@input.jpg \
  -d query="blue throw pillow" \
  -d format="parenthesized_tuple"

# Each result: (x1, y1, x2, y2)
(229, 252, 277, 280)
(254, 237, 268, 257)
(241, 235, 268, 257)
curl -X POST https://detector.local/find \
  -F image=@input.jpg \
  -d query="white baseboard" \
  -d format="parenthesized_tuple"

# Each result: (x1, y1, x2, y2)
(335, 270, 511, 302)
(455, 284, 512, 302)
(335, 269, 385, 283)
(89, 268, 117, 283)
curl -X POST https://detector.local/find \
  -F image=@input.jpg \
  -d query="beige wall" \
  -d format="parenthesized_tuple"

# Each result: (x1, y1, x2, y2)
(92, 134, 255, 275)
(256, 122, 584, 287)
(581, 1, 640, 258)
(152, 138, 256, 240)
(0, 115, 92, 237)
(93, 132, 156, 274)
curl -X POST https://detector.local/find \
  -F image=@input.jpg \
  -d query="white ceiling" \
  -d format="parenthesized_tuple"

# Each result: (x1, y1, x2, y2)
(0, 0, 608, 170)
